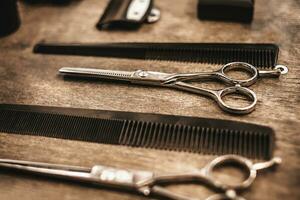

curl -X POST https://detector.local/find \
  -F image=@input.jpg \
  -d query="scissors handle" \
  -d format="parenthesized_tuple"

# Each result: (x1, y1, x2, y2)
(163, 62, 259, 87)
(217, 62, 288, 87)
(203, 155, 282, 191)
(138, 155, 281, 200)
(216, 86, 257, 115)
(165, 62, 287, 88)
(173, 82, 257, 114)
(217, 62, 259, 87)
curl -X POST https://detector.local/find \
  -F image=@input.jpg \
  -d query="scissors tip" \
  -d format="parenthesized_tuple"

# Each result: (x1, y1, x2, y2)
(59, 67, 69, 72)
(273, 157, 282, 165)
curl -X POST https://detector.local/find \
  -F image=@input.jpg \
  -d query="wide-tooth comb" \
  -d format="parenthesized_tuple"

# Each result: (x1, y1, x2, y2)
(0, 104, 275, 159)
(33, 42, 279, 68)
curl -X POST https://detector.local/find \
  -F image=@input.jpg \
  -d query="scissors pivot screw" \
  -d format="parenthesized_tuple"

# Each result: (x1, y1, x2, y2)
(138, 70, 149, 77)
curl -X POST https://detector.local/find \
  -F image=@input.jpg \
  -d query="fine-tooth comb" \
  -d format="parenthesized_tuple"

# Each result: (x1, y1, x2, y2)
(33, 42, 279, 68)
(0, 104, 275, 159)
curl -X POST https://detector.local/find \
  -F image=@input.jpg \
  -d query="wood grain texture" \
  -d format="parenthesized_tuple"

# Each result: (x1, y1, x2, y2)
(0, 0, 299, 199)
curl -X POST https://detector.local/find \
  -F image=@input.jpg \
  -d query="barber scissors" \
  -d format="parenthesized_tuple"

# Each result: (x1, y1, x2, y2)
(59, 62, 288, 114)
(0, 155, 281, 200)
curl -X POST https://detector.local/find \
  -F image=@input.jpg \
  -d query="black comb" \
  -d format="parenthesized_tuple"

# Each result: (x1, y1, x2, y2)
(0, 104, 275, 159)
(33, 42, 279, 68)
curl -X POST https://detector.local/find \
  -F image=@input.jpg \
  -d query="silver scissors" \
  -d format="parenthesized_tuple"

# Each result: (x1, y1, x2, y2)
(59, 62, 288, 114)
(0, 155, 281, 200)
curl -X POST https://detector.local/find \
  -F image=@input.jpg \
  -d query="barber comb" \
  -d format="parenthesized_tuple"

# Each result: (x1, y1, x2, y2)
(0, 104, 274, 160)
(34, 42, 279, 68)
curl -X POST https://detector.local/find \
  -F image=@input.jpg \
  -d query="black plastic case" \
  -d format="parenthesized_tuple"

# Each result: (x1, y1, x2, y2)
(197, 0, 254, 23)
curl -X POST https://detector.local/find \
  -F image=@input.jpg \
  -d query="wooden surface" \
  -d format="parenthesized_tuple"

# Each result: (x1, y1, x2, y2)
(0, 0, 299, 199)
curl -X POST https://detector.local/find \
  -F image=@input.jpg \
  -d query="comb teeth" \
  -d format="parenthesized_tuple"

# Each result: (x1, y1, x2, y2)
(145, 46, 278, 68)
(118, 121, 272, 159)
(0, 105, 274, 160)
(34, 43, 279, 68)
(0, 109, 124, 144)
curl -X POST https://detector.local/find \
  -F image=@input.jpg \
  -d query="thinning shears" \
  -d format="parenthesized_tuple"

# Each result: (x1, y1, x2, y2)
(0, 155, 281, 200)
(59, 62, 288, 114)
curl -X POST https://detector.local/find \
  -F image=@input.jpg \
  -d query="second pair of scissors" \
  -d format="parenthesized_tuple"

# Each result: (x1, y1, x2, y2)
(0, 155, 282, 200)
(59, 62, 288, 114)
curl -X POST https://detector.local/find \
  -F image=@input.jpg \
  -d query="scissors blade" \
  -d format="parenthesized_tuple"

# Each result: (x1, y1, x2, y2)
(0, 159, 91, 171)
(59, 67, 174, 86)
(0, 158, 154, 190)
(0, 159, 93, 182)
(59, 67, 136, 81)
